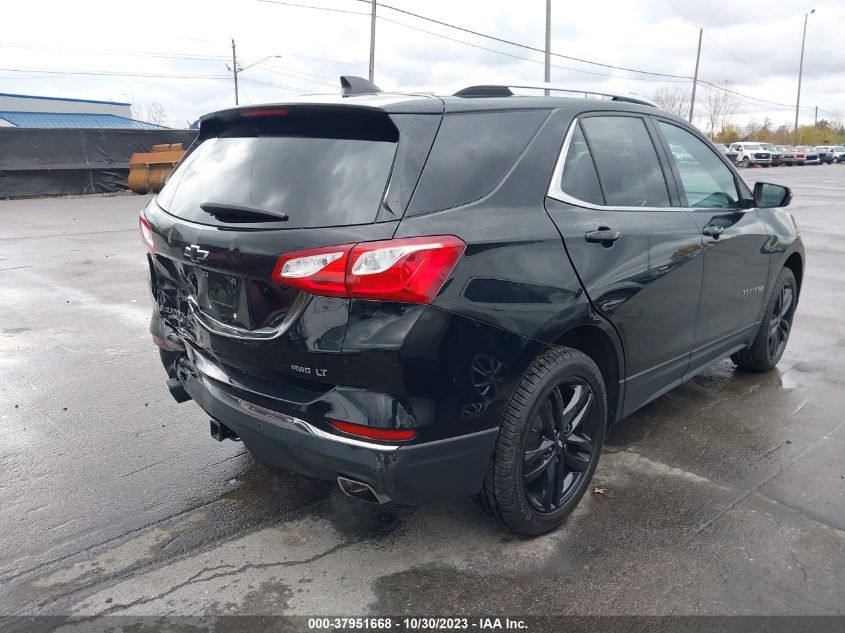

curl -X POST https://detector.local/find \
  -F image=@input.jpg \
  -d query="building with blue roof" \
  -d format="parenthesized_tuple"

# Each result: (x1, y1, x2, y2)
(0, 92, 167, 129)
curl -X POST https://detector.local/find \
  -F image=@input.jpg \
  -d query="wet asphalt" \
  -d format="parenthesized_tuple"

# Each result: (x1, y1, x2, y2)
(0, 165, 843, 620)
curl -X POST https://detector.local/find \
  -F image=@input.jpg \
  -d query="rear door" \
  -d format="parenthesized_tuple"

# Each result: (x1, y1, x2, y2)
(545, 112, 704, 416)
(653, 118, 772, 370)
(145, 103, 441, 388)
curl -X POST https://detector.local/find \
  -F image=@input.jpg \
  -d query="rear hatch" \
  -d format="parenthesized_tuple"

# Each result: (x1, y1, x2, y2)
(144, 98, 443, 395)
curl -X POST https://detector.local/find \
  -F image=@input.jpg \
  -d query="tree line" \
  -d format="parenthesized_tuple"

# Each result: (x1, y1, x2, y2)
(653, 84, 845, 146)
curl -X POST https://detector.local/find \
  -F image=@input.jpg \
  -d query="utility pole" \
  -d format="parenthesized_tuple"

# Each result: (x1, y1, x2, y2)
(368, 0, 377, 82)
(814, 105, 818, 126)
(689, 28, 702, 123)
(231, 38, 239, 106)
(794, 9, 815, 144)
(544, 0, 551, 95)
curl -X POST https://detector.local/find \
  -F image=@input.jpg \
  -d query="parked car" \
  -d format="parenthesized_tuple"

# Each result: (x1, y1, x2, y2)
(776, 146, 800, 166)
(796, 146, 821, 164)
(715, 143, 738, 163)
(141, 78, 804, 535)
(817, 145, 845, 163)
(762, 144, 784, 166)
(729, 142, 772, 167)
(816, 147, 835, 164)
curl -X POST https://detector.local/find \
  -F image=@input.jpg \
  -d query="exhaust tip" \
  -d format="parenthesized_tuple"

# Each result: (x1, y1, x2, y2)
(337, 476, 391, 505)
(165, 377, 191, 403)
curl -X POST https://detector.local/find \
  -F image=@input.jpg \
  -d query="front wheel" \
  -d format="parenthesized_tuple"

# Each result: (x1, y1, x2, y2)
(473, 347, 607, 535)
(742, 157, 751, 168)
(731, 268, 797, 372)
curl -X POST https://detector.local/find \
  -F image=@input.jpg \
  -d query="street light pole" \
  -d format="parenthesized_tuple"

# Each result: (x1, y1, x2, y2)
(368, 0, 377, 82)
(793, 9, 815, 144)
(227, 51, 282, 106)
(231, 38, 239, 106)
(544, 0, 551, 95)
(689, 28, 702, 123)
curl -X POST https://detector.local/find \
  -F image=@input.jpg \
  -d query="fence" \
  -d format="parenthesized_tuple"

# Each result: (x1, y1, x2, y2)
(0, 128, 198, 198)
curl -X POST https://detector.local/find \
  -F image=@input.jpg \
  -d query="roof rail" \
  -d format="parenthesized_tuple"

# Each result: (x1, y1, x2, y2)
(452, 82, 659, 108)
(340, 76, 382, 97)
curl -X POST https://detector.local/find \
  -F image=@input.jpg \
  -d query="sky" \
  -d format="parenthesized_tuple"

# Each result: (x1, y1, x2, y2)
(2, 0, 842, 130)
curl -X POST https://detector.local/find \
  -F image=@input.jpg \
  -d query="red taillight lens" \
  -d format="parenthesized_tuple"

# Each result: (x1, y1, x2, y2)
(347, 236, 466, 303)
(271, 236, 465, 304)
(139, 214, 155, 252)
(330, 420, 417, 441)
(272, 244, 354, 298)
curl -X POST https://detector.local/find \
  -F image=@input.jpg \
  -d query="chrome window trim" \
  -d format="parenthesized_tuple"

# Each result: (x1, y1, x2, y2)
(548, 116, 747, 213)
(547, 117, 675, 212)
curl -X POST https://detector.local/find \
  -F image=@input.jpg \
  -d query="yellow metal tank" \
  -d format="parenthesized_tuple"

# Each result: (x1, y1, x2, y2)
(128, 143, 186, 194)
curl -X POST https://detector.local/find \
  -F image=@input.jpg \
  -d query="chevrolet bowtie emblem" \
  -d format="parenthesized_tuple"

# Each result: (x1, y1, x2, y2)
(183, 244, 210, 263)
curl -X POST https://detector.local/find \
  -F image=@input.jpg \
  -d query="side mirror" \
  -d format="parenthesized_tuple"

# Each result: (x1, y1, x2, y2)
(754, 182, 792, 208)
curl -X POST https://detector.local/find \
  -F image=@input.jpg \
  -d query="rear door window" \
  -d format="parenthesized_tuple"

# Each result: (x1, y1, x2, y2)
(580, 115, 671, 208)
(559, 122, 604, 205)
(157, 135, 397, 228)
(407, 110, 549, 215)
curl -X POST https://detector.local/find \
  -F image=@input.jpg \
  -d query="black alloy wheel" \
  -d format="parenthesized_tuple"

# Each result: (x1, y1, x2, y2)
(523, 378, 597, 513)
(473, 346, 607, 535)
(767, 280, 795, 364)
(731, 267, 797, 372)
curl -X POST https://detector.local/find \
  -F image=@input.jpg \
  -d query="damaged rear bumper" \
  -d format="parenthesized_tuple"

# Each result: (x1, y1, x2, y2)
(175, 347, 498, 506)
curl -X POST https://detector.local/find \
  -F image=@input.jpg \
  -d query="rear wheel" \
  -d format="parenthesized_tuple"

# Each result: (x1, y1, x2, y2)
(731, 268, 797, 372)
(473, 347, 607, 535)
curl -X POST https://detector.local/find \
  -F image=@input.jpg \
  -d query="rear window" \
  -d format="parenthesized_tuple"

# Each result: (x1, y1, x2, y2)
(156, 135, 397, 228)
(407, 110, 548, 215)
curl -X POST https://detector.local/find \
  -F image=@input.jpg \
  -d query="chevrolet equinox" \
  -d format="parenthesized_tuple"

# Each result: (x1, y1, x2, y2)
(142, 78, 803, 535)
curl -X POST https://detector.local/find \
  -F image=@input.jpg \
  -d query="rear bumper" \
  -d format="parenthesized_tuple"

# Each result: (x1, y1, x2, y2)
(177, 352, 498, 505)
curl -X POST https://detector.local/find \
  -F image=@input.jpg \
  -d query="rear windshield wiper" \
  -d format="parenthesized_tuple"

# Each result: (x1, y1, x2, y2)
(200, 202, 289, 223)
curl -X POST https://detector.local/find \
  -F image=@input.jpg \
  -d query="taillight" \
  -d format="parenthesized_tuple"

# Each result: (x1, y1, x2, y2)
(240, 106, 289, 118)
(330, 420, 417, 442)
(272, 236, 465, 304)
(139, 213, 155, 252)
(272, 244, 354, 298)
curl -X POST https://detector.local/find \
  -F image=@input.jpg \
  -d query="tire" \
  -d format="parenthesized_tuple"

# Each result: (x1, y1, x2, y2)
(731, 268, 797, 372)
(742, 157, 751, 168)
(473, 346, 607, 535)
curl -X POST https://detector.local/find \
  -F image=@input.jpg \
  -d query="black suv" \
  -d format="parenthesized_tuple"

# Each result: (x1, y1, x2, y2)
(142, 79, 803, 535)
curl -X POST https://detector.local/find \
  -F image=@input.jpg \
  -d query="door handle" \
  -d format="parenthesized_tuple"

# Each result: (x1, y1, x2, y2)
(585, 229, 622, 244)
(702, 225, 724, 238)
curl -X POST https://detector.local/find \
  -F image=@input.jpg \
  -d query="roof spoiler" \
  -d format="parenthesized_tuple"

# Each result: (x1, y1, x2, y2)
(340, 76, 382, 97)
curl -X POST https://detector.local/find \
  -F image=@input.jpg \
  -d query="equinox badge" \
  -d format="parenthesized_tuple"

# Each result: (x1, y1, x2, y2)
(183, 244, 210, 263)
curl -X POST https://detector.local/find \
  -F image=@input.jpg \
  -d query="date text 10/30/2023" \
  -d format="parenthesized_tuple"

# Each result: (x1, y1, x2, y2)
(307, 617, 528, 630)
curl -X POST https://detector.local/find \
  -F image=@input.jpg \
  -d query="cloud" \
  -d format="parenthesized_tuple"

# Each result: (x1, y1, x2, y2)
(1, 0, 842, 127)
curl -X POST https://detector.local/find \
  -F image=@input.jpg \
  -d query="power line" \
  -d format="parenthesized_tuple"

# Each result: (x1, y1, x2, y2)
(366, 2, 830, 111)
(351, 0, 693, 80)
(258, 0, 834, 109)
(662, 1, 783, 82)
(0, 67, 233, 80)
(258, 0, 369, 15)
(0, 41, 229, 63)
(376, 14, 688, 83)
(258, 0, 689, 83)
(0, 66, 309, 94)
